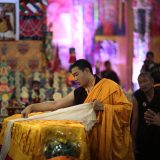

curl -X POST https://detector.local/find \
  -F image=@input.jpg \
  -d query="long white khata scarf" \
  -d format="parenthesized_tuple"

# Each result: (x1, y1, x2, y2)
(0, 103, 96, 160)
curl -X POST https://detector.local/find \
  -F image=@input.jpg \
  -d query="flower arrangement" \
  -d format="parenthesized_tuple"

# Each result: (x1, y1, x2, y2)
(44, 138, 80, 160)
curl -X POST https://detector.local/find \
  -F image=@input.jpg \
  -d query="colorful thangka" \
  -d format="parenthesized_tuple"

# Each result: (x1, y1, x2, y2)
(19, 0, 47, 40)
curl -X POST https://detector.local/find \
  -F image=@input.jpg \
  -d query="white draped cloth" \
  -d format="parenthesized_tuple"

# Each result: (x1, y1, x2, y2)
(0, 103, 97, 160)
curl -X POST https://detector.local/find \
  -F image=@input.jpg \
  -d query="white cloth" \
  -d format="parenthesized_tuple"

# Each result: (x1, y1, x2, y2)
(0, 103, 96, 160)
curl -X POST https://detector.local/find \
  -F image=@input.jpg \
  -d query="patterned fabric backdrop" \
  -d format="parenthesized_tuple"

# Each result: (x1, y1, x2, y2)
(0, 41, 43, 75)
(19, 0, 47, 40)
(98, 0, 125, 35)
(20, 15, 43, 40)
(151, 0, 160, 36)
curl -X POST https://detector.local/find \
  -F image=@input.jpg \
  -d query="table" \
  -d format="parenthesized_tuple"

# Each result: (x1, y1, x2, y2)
(0, 114, 90, 160)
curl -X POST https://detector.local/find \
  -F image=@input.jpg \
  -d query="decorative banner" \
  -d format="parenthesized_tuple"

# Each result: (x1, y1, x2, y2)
(19, 0, 47, 40)
(20, 15, 43, 40)
(18, 41, 29, 54)
(0, 40, 43, 74)
(132, 0, 152, 90)
(7, 57, 17, 69)
(83, 2, 95, 61)
(99, 0, 125, 35)
(20, 0, 47, 15)
(28, 58, 39, 70)
(151, 0, 160, 36)
(136, 9, 146, 36)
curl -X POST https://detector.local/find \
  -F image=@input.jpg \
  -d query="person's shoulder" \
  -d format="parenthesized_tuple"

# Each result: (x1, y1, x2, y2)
(133, 89, 146, 105)
(101, 70, 106, 75)
(134, 89, 142, 94)
(74, 86, 85, 93)
(100, 78, 120, 89)
(111, 70, 117, 74)
(154, 87, 160, 93)
(101, 70, 106, 73)
(152, 62, 160, 69)
(110, 70, 119, 77)
(111, 70, 117, 75)
(133, 89, 143, 98)
(97, 78, 122, 96)
(95, 74, 101, 83)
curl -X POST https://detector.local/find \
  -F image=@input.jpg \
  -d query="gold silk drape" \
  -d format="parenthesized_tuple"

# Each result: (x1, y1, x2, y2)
(0, 114, 90, 160)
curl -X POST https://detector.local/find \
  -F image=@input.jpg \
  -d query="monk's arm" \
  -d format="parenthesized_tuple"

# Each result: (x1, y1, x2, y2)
(21, 91, 75, 117)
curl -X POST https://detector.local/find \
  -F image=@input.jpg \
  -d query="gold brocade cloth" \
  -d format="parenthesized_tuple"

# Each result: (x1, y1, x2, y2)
(0, 114, 90, 160)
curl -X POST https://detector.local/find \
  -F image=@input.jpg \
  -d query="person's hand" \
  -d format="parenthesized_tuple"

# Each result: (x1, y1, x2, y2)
(91, 99, 103, 111)
(144, 109, 160, 126)
(21, 105, 32, 118)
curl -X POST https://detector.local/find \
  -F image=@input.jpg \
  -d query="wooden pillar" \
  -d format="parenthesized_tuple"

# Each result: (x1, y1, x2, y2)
(125, 0, 134, 90)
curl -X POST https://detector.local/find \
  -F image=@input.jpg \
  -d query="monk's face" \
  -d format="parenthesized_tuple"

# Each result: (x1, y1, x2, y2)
(138, 75, 153, 93)
(71, 66, 89, 87)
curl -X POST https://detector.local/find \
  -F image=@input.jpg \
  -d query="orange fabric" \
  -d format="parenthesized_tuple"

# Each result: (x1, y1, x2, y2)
(84, 78, 134, 160)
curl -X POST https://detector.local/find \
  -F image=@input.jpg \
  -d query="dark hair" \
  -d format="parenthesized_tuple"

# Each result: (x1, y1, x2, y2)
(104, 60, 111, 67)
(146, 51, 154, 58)
(138, 72, 154, 81)
(69, 47, 75, 53)
(70, 59, 93, 74)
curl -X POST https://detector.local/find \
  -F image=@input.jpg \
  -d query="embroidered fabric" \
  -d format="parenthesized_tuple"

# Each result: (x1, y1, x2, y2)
(0, 103, 96, 160)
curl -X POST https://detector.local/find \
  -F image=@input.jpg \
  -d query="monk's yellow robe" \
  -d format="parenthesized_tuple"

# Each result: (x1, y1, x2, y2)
(84, 78, 134, 160)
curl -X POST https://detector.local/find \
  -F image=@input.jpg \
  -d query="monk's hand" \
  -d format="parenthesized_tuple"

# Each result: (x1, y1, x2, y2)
(92, 99, 103, 111)
(21, 105, 32, 118)
(144, 109, 160, 126)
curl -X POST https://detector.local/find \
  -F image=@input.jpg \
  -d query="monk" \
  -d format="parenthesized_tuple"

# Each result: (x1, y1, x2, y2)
(22, 59, 134, 160)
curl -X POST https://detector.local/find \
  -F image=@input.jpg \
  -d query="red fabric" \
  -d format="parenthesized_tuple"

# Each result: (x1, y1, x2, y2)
(151, 5, 160, 36)
(20, 17, 43, 38)
(99, 0, 125, 35)
(69, 54, 76, 64)
(52, 46, 61, 72)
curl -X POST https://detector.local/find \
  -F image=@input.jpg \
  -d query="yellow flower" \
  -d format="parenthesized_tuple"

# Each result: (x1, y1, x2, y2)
(2, 93, 9, 101)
